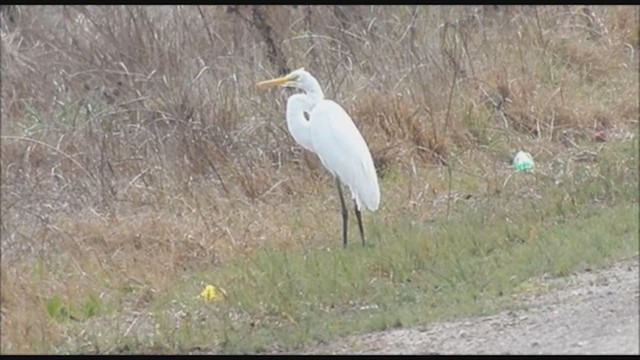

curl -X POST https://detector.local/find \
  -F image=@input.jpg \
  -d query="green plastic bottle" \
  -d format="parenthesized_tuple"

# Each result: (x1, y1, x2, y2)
(513, 151, 534, 172)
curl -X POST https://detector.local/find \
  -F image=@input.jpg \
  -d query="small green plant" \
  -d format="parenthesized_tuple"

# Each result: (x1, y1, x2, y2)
(45, 293, 104, 324)
(80, 294, 103, 320)
(46, 296, 72, 323)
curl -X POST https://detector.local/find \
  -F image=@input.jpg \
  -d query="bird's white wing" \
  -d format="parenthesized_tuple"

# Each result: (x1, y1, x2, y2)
(309, 99, 380, 211)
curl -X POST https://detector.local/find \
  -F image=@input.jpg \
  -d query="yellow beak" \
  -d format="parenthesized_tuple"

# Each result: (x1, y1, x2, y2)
(256, 74, 294, 89)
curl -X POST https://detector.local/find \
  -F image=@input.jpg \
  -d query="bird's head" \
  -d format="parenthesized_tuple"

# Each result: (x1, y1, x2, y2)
(256, 68, 321, 95)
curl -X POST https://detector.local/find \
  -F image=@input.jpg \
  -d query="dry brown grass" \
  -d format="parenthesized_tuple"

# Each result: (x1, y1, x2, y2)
(1, 5, 638, 353)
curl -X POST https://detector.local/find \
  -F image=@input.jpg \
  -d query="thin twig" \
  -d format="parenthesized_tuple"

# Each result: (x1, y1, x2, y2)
(443, 37, 460, 219)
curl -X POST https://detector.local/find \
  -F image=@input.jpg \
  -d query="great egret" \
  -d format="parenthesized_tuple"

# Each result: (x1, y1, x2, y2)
(256, 68, 380, 248)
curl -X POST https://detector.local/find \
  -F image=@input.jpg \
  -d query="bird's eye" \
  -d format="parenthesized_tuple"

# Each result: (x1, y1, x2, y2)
(303, 112, 310, 121)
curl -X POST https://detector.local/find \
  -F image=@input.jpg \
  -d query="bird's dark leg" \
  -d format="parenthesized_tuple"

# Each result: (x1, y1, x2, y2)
(354, 200, 365, 246)
(336, 178, 348, 248)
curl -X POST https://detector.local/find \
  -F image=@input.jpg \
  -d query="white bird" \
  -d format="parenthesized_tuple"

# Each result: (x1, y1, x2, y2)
(256, 68, 380, 248)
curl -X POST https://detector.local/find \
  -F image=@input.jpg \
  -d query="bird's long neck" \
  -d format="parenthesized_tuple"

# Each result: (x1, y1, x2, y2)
(286, 94, 316, 151)
(305, 79, 325, 103)
(285, 77, 325, 152)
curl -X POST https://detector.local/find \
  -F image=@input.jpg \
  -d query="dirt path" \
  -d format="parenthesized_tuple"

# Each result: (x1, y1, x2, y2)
(300, 256, 639, 355)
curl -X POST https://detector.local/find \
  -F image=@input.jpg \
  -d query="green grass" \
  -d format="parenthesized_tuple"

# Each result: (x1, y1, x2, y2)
(55, 136, 638, 354)
(203, 204, 636, 354)
(154, 203, 637, 354)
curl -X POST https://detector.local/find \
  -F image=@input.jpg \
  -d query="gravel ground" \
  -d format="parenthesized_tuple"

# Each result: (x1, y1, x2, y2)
(299, 256, 639, 355)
